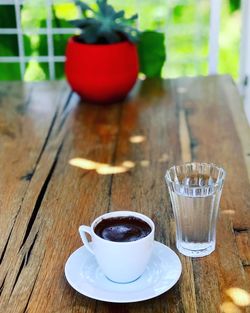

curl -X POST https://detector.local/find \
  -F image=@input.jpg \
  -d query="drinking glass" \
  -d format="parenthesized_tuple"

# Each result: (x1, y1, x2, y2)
(165, 162, 226, 257)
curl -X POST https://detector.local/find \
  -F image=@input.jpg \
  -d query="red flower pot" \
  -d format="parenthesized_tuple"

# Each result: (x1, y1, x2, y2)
(65, 37, 139, 104)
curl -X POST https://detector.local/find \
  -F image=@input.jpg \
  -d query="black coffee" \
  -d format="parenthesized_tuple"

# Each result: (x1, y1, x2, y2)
(94, 216, 151, 242)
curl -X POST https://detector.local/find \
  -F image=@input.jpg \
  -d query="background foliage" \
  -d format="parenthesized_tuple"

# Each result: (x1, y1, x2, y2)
(0, 0, 242, 81)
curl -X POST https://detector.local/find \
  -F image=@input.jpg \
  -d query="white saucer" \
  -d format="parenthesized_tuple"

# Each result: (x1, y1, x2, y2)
(65, 241, 182, 303)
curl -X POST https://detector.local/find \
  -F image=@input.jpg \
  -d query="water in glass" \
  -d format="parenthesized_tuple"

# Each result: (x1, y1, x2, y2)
(165, 163, 226, 257)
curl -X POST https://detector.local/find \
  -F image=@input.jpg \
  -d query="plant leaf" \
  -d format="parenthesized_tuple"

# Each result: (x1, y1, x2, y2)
(70, 0, 139, 44)
(137, 31, 166, 78)
(127, 13, 138, 21)
(105, 4, 116, 17)
(120, 31, 137, 43)
(79, 25, 99, 43)
(114, 10, 125, 19)
(97, 0, 108, 16)
(115, 24, 140, 42)
(70, 18, 99, 28)
(229, 0, 240, 12)
(103, 31, 120, 43)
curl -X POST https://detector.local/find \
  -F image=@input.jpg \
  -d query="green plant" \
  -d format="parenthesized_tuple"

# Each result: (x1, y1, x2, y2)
(70, 0, 140, 44)
(229, 0, 241, 13)
(138, 31, 166, 78)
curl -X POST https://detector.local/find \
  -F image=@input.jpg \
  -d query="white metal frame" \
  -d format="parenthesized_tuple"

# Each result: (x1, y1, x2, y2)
(239, 0, 250, 125)
(14, 0, 25, 78)
(208, 0, 221, 74)
(47, 0, 55, 79)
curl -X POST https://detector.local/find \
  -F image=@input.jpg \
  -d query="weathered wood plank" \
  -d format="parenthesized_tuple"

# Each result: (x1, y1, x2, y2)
(20, 100, 123, 313)
(177, 75, 250, 229)
(0, 82, 57, 255)
(0, 81, 77, 312)
(176, 75, 250, 313)
(224, 77, 250, 181)
(0, 81, 73, 243)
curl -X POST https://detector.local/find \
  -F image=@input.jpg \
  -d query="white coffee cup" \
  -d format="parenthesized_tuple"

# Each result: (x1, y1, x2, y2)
(79, 211, 155, 283)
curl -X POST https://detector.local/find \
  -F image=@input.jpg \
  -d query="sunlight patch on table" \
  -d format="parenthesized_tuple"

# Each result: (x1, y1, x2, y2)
(226, 287, 250, 307)
(69, 158, 130, 175)
(69, 158, 106, 170)
(129, 135, 146, 144)
(220, 301, 242, 313)
(96, 165, 128, 175)
(158, 153, 169, 163)
(221, 210, 235, 215)
(122, 161, 135, 169)
(140, 160, 150, 167)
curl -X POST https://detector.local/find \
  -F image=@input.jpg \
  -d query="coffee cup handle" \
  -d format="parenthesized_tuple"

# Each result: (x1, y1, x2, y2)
(79, 225, 94, 254)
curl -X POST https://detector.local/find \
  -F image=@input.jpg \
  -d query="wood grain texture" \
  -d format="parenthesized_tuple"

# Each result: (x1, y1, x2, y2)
(235, 231, 250, 266)
(0, 76, 249, 313)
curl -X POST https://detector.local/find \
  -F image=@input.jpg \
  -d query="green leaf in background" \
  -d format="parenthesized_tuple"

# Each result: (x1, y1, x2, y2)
(0, 1, 242, 81)
(23, 35, 32, 56)
(55, 62, 65, 79)
(0, 5, 16, 28)
(53, 32, 72, 79)
(229, 0, 241, 13)
(137, 30, 166, 78)
(0, 35, 18, 57)
(0, 5, 19, 80)
(0, 63, 21, 80)
(172, 5, 185, 20)
(0, 5, 32, 80)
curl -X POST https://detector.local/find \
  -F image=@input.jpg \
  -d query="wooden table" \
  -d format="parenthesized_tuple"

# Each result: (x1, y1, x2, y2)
(0, 75, 249, 313)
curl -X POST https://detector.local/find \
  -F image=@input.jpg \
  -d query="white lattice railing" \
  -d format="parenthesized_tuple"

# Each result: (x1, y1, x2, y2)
(208, 0, 221, 74)
(239, 0, 250, 124)
(0, 0, 78, 79)
(0, 0, 223, 81)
